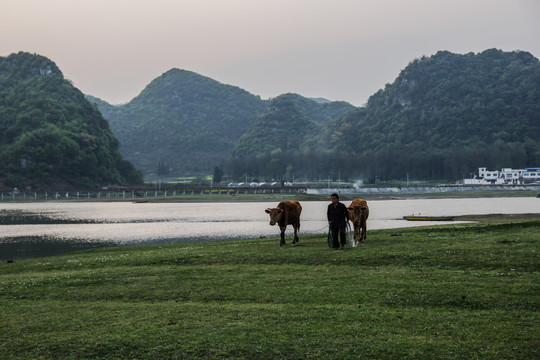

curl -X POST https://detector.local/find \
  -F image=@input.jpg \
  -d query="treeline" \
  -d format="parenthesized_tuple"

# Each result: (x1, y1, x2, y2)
(222, 143, 534, 183)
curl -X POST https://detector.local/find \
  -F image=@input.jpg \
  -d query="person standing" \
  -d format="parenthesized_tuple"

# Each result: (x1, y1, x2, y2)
(327, 193, 349, 249)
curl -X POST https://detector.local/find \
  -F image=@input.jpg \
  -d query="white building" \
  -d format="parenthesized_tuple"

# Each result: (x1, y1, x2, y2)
(460, 167, 540, 185)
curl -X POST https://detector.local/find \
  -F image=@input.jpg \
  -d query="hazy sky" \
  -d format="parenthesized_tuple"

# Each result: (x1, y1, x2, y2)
(2, 0, 539, 106)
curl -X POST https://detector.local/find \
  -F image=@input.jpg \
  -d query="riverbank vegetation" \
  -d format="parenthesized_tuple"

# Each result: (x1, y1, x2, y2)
(1, 220, 538, 359)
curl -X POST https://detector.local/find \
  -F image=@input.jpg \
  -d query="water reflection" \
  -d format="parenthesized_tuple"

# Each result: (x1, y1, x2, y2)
(1, 197, 538, 260)
(1, 236, 117, 260)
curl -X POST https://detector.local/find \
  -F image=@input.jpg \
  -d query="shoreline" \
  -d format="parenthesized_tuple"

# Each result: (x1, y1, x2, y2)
(1, 184, 539, 203)
(2, 189, 538, 204)
(2, 210, 539, 262)
(452, 213, 540, 222)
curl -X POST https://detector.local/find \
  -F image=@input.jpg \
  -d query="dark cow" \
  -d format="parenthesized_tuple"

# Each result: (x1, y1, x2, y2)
(347, 198, 369, 245)
(265, 200, 302, 246)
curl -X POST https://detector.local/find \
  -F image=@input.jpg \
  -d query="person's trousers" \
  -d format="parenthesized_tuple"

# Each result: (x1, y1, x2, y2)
(330, 225, 346, 248)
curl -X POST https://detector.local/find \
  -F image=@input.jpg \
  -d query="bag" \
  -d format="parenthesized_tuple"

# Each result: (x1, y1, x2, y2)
(327, 229, 334, 248)
(346, 223, 356, 247)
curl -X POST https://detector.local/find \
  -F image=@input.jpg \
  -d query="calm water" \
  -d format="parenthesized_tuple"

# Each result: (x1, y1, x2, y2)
(1, 197, 538, 259)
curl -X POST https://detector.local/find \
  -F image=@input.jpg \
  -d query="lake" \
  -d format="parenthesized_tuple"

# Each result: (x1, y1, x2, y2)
(1, 197, 538, 259)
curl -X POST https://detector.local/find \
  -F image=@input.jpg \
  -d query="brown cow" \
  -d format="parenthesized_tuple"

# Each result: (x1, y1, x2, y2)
(347, 199, 369, 245)
(265, 200, 302, 246)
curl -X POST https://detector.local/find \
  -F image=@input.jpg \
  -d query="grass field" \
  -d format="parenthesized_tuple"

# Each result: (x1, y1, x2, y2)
(1, 220, 539, 359)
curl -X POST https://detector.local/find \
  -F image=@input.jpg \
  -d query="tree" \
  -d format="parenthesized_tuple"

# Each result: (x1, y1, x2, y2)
(157, 162, 170, 177)
(213, 166, 224, 184)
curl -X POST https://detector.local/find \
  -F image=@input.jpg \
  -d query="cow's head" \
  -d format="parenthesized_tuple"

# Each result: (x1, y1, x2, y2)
(265, 207, 283, 226)
(347, 205, 367, 223)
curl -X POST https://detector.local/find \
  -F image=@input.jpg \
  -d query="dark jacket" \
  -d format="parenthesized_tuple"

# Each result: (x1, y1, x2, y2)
(327, 202, 349, 228)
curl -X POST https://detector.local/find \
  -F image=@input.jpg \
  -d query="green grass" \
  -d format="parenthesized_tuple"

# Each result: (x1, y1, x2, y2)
(1, 221, 539, 359)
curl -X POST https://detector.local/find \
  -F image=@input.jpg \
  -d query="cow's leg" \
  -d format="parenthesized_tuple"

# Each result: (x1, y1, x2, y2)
(357, 221, 366, 243)
(292, 224, 299, 244)
(279, 226, 286, 246)
(354, 224, 361, 245)
(361, 222, 367, 243)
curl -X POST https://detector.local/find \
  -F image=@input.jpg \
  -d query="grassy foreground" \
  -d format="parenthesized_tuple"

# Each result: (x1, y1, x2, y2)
(1, 221, 539, 359)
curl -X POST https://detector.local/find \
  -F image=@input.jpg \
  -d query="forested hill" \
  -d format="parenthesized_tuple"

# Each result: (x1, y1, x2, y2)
(0, 52, 143, 189)
(275, 93, 357, 124)
(13, 48, 532, 184)
(92, 69, 267, 175)
(91, 49, 539, 182)
(233, 94, 321, 157)
(308, 49, 540, 181)
(91, 70, 356, 177)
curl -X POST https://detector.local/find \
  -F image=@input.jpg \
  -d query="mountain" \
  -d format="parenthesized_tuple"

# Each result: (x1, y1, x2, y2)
(230, 94, 347, 181)
(224, 49, 539, 182)
(92, 69, 267, 177)
(89, 49, 538, 183)
(275, 93, 356, 124)
(0, 52, 143, 189)
(91, 72, 356, 178)
(314, 49, 540, 181)
(233, 94, 320, 157)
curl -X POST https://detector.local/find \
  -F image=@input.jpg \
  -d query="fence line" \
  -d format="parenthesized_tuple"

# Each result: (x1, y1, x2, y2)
(1, 186, 307, 201)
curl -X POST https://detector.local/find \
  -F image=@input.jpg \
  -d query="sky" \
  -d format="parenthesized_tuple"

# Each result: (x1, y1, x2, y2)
(2, 0, 539, 106)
